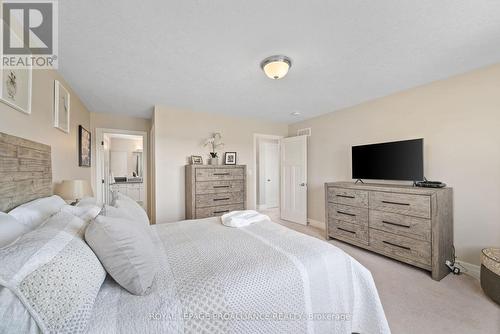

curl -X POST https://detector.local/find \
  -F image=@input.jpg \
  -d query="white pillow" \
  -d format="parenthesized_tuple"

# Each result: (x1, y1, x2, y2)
(0, 211, 106, 333)
(85, 215, 157, 295)
(77, 197, 98, 207)
(113, 193, 149, 227)
(102, 205, 128, 218)
(0, 213, 31, 248)
(8, 195, 66, 230)
(61, 204, 102, 223)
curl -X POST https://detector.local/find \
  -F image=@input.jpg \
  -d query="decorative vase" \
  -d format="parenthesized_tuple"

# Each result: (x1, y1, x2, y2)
(210, 157, 219, 165)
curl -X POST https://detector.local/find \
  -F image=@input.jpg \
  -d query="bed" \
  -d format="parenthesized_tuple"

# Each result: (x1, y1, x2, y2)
(0, 132, 390, 333)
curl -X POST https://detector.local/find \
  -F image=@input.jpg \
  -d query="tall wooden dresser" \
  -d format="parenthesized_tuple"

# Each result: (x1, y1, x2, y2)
(185, 165, 246, 219)
(325, 182, 453, 280)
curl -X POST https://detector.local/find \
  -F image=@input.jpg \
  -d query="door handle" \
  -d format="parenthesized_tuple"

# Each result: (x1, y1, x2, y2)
(267, 179, 271, 182)
(300, 183, 306, 187)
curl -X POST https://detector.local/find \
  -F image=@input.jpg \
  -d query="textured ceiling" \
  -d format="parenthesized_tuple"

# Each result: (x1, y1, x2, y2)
(59, 1, 500, 122)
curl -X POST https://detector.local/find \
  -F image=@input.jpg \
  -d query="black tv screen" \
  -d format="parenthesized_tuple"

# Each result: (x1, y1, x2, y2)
(352, 139, 424, 181)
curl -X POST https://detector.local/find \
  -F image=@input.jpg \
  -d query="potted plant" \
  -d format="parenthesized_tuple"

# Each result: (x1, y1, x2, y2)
(204, 132, 224, 165)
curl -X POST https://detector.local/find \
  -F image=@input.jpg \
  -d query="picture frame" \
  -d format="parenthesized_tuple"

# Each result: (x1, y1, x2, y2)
(54, 80, 71, 133)
(0, 64, 32, 115)
(78, 125, 91, 167)
(191, 155, 203, 165)
(224, 152, 237, 165)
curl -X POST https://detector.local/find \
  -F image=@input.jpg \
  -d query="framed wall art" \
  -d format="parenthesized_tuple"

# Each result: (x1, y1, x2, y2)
(78, 125, 91, 167)
(0, 66, 32, 114)
(54, 80, 71, 133)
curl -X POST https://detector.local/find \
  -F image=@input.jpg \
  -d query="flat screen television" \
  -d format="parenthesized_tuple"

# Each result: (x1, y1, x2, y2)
(352, 139, 424, 181)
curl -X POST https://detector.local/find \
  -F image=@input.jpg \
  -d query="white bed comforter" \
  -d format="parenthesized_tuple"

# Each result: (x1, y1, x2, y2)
(87, 218, 390, 334)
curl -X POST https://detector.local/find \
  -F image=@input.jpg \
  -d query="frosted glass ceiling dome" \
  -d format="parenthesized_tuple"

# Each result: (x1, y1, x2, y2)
(260, 55, 292, 80)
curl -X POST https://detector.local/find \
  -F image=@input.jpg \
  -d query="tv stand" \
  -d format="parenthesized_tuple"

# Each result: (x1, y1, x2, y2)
(325, 182, 453, 281)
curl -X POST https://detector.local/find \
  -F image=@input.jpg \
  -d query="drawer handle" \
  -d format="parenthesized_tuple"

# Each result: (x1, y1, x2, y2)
(382, 220, 410, 228)
(213, 198, 230, 201)
(336, 194, 355, 199)
(338, 227, 356, 234)
(214, 173, 230, 176)
(383, 241, 411, 251)
(381, 200, 410, 206)
(214, 210, 230, 214)
(337, 210, 356, 217)
(213, 185, 230, 189)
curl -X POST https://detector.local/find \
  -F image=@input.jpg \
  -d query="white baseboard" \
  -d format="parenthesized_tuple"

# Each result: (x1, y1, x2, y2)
(455, 260, 480, 280)
(308, 218, 325, 230)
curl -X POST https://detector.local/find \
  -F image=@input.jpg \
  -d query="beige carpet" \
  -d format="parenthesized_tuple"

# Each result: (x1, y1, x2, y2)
(261, 209, 500, 334)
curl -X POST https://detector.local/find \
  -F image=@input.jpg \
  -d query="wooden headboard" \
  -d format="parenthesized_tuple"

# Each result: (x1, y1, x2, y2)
(0, 132, 52, 212)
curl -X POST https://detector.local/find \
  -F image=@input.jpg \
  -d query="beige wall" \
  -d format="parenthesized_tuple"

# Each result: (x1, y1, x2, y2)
(289, 64, 500, 266)
(153, 106, 288, 223)
(89, 112, 151, 133)
(0, 69, 92, 188)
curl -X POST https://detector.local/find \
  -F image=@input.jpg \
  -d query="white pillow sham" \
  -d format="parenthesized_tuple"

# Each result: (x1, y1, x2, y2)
(76, 197, 98, 207)
(8, 195, 66, 230)
(85, 215, 157, 295)
(0, 211, 106, 334)
(61, 204, 102, 223)
(112, 193, 149, 227)
(0, 213, 31, 248)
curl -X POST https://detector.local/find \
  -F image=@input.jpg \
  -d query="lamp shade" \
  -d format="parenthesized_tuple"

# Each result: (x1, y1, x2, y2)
(55, 180, 93, 201)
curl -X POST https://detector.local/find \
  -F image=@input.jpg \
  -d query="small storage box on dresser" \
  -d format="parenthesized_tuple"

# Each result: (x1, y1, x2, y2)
(185, 165, 246, 219)
(325, 182, 453, 281)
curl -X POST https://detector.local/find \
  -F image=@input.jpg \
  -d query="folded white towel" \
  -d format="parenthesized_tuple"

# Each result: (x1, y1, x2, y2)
(221, 210, 270, 228)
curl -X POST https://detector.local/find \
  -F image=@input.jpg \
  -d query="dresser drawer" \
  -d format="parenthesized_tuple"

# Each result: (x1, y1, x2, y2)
(196, 180, 244, 194)
(195, 204, 244, 218)
(196, 168, 244, 181)
(370, 210, 431, 241)
(328, 203, 368, 227)
(369, 229, 431, 266)
(329, 219, 368, 245)
(369, 191, 430, 218)
(196, 192, 244, 208)
(327, 187, 368, 208)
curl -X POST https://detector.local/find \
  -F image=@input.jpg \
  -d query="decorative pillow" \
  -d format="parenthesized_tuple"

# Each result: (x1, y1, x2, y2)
(61, 204, 102, 223)
(112, 193, 149, 227)
(0, 211, 106, 334)
(0, 213, 31, 248)
(8, 195, 66, 230)
(102, 204, 127, 218)
(85, 215, 157, 295)
(76, 197, 98, 207)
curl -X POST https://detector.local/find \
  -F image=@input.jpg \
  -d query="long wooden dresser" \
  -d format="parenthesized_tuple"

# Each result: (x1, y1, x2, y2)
(325, 182, 453, 280)
(185, 165, 246, 219)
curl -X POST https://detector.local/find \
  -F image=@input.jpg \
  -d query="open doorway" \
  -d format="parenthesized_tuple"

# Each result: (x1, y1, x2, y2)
(96, 129, 148, 211)
(254, 134, 282, 216)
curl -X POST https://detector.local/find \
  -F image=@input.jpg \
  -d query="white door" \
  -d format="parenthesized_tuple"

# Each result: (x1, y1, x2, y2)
(263, 142, 280, 208)
(280, 136, 307, 224)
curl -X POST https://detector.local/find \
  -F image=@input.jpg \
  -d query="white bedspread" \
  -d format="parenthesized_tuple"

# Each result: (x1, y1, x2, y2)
(87, 217, 390, 334)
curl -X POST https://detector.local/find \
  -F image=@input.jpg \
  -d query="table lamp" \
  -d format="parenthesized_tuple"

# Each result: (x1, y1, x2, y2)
(55, 180, 93, 205)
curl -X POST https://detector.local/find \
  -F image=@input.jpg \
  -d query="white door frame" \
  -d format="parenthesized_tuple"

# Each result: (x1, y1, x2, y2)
(253, 133, 283, 211)
(95, 128, 148, 211)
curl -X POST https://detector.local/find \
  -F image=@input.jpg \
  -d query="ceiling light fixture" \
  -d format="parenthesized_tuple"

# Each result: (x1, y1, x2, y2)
(260, 55, 292, 80)
(291, 111, 301, 116)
